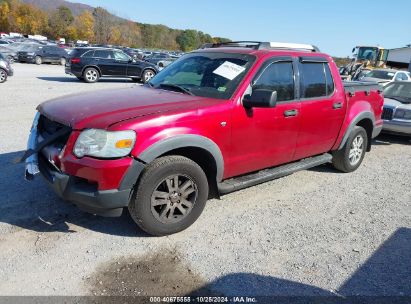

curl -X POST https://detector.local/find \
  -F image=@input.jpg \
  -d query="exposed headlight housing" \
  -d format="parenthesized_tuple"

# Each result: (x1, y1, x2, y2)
(73, 129, 136, 158)
(394, 109, 411, 120)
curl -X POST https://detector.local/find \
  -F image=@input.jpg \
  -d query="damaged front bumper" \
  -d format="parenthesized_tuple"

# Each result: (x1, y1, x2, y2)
(25, 112, 40, 180)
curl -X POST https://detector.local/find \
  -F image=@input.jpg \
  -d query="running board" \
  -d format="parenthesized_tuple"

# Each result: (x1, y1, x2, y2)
(217, 153, 333, 195)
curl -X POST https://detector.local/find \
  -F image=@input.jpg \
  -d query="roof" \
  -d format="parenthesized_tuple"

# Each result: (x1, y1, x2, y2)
(193, 46, 330, 60)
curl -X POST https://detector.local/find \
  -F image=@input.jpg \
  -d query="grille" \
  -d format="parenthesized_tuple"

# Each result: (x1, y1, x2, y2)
(37, 115, 71, 145)
(381, 107, 394, 120)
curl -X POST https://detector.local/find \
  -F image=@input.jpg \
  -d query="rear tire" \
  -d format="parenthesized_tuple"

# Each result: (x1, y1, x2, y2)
(0, 69, 7, 83)
(83, 67, 100, 83)
(35, 56, 42, 65)
(332, 126, 368, 173)
(129, 156, 209, 236)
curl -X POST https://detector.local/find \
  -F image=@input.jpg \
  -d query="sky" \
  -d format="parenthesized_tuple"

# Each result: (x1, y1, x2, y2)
(75, 0, 411, 57)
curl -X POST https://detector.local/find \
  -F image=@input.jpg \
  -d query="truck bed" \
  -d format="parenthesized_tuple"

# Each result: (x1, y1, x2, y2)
(343, 81, 381, 94)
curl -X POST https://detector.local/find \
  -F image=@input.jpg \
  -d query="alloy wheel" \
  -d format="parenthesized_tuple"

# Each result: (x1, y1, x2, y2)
(0, 70, 6, 82)
(349, 134, 364, 166)
(144, 70, 155, 82)
(151, 174, 198, 224)
(85, 69, 98, 82)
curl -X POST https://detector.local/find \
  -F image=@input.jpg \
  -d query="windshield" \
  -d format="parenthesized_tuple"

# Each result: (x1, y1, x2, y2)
(384, 82, 411, 99)
(148, 52, 255, 99)
(365, 70, 395, 80)
(357, 47, 378, 61)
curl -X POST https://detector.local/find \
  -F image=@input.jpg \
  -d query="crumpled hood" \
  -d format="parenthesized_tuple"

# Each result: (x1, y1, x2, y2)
(384, 97, 411, 109)
(37, 86, 203, 129)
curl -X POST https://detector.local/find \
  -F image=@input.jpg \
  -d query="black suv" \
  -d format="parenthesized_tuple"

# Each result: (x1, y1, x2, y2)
(18, 44, 68, 65)
(66, 48, 158, 83)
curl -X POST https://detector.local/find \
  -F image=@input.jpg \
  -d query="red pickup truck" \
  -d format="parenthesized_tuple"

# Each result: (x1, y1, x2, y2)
(24, 41, 383, 236)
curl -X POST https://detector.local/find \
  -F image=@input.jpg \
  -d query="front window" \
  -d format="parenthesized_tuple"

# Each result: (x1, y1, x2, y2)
(365, 70, 395, 80)
(148, 52, 255, 99)
(357, 47, 378, 61)
(113, 51, 130, 61)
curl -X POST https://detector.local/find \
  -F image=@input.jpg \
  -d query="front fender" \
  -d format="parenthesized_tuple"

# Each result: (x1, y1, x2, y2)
(137, 134, 224, 182)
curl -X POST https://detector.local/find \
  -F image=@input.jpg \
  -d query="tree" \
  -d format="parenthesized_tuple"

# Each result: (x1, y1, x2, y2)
(12, 3, 48, 34)
(73, 11, 94, 42)
(48, 6, 74, 39)
(93, 7, 114, 44)
(0, 1, 11, 32)
(176, 30, 200, 51)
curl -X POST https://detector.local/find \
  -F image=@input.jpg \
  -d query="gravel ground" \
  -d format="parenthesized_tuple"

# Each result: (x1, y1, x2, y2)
(0, 63, 410, 297)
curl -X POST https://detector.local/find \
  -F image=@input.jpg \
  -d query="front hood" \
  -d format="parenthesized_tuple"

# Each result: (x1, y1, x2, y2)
(384, 97, 411, 109)
(37, 86, 205, 129)
(361, 77, 390, 84)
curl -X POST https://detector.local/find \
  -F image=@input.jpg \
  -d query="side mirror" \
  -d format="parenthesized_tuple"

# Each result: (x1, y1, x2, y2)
(243, 89, 277, 108)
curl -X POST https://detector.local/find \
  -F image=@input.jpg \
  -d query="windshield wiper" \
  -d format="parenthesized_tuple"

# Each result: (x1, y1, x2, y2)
(157, 83, 194, 96)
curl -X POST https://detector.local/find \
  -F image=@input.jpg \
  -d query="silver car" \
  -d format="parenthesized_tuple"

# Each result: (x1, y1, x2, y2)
(381, 81, 411, 135)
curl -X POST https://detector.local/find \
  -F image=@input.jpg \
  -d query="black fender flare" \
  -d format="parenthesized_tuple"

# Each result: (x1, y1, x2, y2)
(137, 135, 224, 182)
(338, 111, 375, 150)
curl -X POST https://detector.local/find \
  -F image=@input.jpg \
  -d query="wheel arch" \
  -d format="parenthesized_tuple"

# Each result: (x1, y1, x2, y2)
(338, 112, 374, 152)
(82, 65, 102, 77)
(137, 135, 224, 198)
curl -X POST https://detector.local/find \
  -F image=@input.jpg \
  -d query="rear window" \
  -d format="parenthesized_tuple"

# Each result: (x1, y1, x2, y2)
(299, 62, 334, 98)
(94, 50, 112, 59)
(81, 50, 94, 58)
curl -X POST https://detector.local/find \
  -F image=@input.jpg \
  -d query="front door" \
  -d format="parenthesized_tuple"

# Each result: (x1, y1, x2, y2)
(228, 58, 301, 178)
(111, 50, 129, 76)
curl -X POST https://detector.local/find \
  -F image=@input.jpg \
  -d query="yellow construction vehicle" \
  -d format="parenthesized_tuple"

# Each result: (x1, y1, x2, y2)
(340, 46, 389, 80)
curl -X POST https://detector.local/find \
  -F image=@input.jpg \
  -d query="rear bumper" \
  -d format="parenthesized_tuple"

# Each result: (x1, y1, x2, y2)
(382, 119, 411, 135)
(38, 155, 145, 217)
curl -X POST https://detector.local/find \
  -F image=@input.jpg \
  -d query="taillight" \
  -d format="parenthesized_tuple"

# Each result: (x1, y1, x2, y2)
(71, 58, 81, 64)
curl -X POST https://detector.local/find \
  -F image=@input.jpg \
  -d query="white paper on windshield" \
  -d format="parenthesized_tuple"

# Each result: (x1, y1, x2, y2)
(213, 61, 245, 80)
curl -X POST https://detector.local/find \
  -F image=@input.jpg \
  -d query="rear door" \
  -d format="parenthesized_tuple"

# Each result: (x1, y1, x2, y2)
(293, 57, 346, 160)
(41, 46, 54, 62)
(93, 49, 115, 75)
(229, 57, 301, 176)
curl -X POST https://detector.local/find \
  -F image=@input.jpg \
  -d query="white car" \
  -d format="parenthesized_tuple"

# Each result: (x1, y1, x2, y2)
(360, 69, 411, 86)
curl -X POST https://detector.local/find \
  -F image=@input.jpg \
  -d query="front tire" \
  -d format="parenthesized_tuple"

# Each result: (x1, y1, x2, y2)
(0, 69, 7, 83)
(332, 126, 368, 173)
(141, 69, 156, 83)
(83, 67, 100, 83)
(129, 156, 209, 236)
(35, 56, 42, 65)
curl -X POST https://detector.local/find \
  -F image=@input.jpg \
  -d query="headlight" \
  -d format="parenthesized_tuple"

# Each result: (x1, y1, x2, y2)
(73, 129, 136, 158)
(394, 109, 411, 120)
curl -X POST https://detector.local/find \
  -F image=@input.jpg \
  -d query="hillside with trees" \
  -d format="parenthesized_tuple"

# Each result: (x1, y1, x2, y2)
(0, 0, 230, 50)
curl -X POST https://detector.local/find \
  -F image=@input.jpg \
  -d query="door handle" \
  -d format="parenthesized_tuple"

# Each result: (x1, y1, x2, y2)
(284, 109, 298, 117)
(333, 102, 343, 109)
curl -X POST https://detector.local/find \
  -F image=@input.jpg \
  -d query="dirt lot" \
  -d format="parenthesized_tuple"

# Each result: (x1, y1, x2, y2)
(0, 63, 410, 297)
